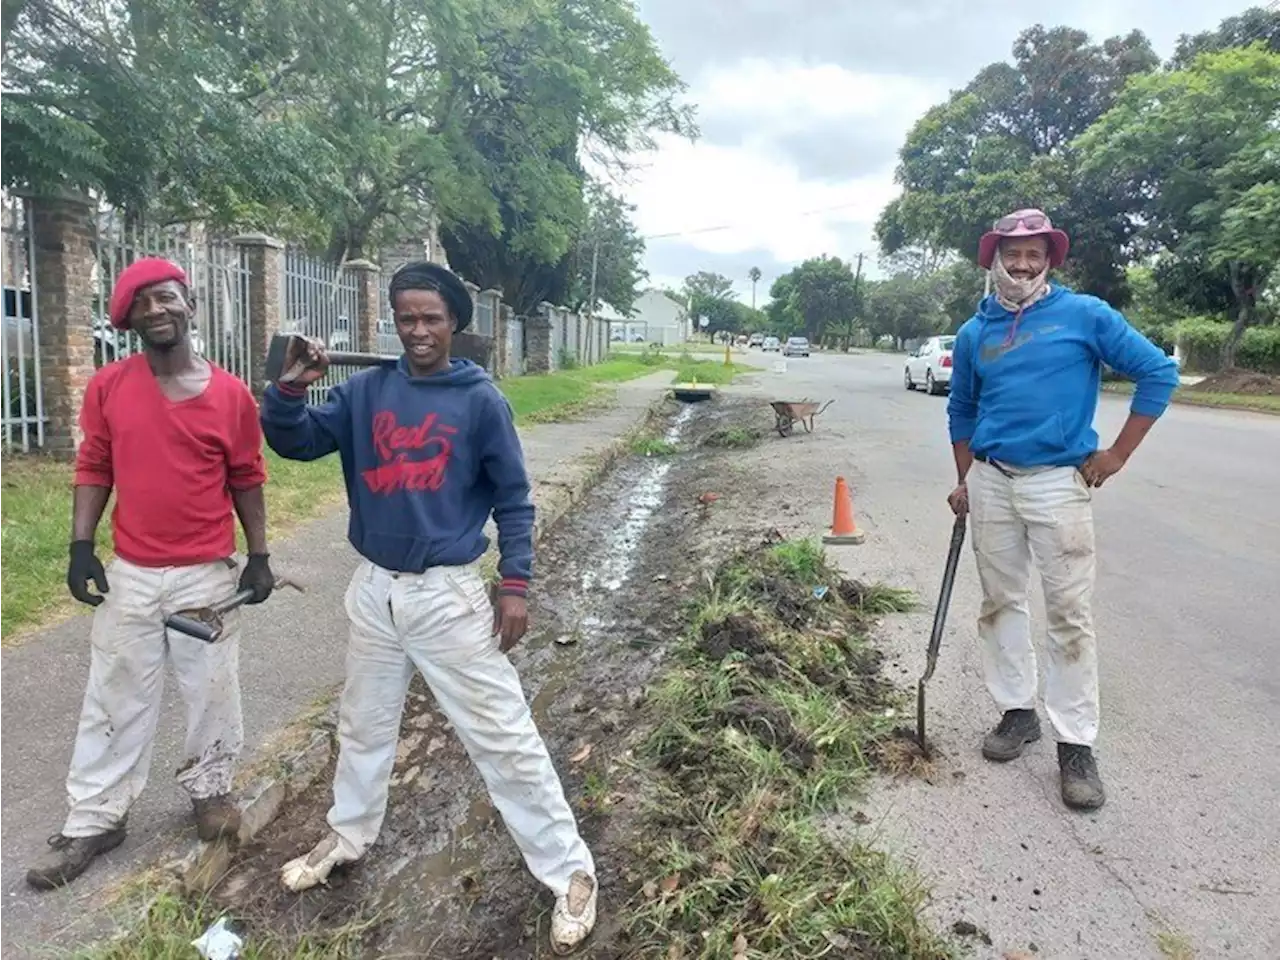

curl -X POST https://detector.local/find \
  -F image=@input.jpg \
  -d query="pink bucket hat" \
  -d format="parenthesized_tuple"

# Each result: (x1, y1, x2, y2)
(977, 208, 1070, 270)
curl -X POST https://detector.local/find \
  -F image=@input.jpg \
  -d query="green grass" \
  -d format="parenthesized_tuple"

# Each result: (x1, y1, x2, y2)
(621, 539, 950, 959)
(1102, 380, 1280, 414)
(1, 353, 745, 642)
(64, 888, 374, 960)
(631, 436, 679, 457)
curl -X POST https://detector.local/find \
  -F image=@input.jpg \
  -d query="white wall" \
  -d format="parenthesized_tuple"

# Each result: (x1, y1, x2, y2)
(629, 289, 688, 346)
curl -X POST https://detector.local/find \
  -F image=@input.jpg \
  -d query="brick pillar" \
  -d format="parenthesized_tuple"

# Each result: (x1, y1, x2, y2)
(479, 288, 502, 338)
(347, 259, 381, 353)
(30, 192, 96, 456)
(526, 303, 555, 374)
(234, 233, 284, 398)
(494, 301, 511, 377)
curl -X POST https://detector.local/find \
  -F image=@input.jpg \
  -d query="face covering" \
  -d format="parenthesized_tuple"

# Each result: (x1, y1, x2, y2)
(990, 252, 1049, 314)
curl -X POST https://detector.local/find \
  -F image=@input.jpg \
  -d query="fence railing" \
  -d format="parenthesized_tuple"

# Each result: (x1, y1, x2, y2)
(283, 247, 360, 403)
(3, 196, 43, 453)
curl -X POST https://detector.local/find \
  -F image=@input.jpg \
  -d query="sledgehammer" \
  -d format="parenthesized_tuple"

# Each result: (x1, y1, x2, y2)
(166, 578, 305, 643)
(915, 515, 966, 756)
(263, 333, 395, 386)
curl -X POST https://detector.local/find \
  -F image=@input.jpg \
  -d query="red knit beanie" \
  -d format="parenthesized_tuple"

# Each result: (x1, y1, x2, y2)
(109, 257, 189, 330)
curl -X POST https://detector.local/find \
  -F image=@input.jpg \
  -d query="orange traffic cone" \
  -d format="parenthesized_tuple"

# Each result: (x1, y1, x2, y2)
(822, 476, 866, 545)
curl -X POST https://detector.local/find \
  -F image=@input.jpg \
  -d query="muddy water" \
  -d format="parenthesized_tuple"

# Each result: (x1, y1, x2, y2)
(288, 397, 766, 958)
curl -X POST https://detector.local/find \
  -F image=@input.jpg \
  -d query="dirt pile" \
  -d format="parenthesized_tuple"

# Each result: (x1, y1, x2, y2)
(1186, 369, 1280, 395)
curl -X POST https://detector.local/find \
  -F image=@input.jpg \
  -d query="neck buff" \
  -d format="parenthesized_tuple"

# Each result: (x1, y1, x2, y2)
(990, 252, 1049, 314)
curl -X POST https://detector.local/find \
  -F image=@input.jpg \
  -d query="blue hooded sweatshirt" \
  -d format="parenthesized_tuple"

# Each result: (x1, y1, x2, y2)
(260, 358, 534, 592)
(947, 286, 1180, 468)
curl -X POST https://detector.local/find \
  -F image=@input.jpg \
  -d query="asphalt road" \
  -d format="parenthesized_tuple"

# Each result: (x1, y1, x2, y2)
(730, 350, 1280, 959)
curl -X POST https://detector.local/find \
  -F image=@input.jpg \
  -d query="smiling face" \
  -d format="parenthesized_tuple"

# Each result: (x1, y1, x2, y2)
(128, 279, 193, 351)
(393, 288, 453, 376)
(999, 235, 1051, 281)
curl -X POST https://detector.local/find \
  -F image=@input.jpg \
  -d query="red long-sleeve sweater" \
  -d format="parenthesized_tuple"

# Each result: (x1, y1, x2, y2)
(75, 354, 268, 567)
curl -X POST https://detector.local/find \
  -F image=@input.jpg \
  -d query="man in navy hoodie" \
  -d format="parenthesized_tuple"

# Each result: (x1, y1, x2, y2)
(946, 210, 1179, 811)
(260, 262, 597, 955)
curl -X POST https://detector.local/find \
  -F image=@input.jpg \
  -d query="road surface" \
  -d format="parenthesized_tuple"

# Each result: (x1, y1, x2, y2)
(731, 350, 1279, 959)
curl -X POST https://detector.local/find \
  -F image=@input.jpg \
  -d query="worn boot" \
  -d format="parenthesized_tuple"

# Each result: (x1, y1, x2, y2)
(1058, 743, 1106, 810)
(26, 827, 127, 890)
(981, 709, 1041, 761)
(192, 795, 241, 843)
(550, 870, 598, 955)
(280, 831, 360, 892)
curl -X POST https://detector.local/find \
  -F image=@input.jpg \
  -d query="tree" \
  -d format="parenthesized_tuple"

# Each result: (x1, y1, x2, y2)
(1170, 6, 1280, 69)
(559, 182, 647, 316)
(1076, 46, 1280, 365)
(747, 266, 762, 309)
(765, 273, 803, 336)
(681, 271, 737, 337)
(779, 255, 859, 342)
(875, 24, 1158, 302)
(864, 273, 946, 344)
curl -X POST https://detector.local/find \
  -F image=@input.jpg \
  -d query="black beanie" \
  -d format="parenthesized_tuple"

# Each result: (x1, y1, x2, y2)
(388, 261, 474, 332)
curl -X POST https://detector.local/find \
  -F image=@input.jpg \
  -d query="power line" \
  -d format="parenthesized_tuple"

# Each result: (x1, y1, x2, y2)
(642, 201, 871, 241)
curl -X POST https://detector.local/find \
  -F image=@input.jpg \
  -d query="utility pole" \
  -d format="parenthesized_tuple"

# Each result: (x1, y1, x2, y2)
(844, 252, 864, 352)
(587, 234, 600, 320)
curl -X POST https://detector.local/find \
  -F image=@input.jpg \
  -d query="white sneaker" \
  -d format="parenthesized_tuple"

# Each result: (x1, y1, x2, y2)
(550, 870, 598, 954)
(280, 831, 357, 892)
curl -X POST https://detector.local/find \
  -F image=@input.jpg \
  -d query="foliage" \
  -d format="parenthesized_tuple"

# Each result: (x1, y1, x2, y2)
(558, 180, 648, 316)
(1169, 6, 1280, 69)
(863, 273, 945, 343)
(1076, 45, 1280, 363)
(1172, 319, 1280, 374)
(681, 271, 740, 338)
(876, 23, 1158, 303)
(768, 255, 861, 341)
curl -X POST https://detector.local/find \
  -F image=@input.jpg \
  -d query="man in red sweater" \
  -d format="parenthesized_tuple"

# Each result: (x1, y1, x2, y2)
(26, 258, 276, 891)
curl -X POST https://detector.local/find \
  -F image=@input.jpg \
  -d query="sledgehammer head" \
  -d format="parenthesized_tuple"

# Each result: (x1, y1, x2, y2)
(263, 333, 310, 385)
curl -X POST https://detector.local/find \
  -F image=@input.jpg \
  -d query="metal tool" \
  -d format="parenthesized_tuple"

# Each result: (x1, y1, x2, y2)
(916, 515, 967, 755)
(263, 333, 394, 385)
(166, 578, 305, 642)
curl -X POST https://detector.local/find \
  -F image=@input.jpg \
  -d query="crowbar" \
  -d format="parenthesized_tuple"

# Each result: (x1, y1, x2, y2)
(916, 515, 967, 756)
(166, 577, 305, 643)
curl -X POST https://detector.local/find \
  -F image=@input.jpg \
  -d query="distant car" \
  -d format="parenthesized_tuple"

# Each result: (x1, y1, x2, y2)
(904, 335, 956, 395)
(783, 336, 810, 357)
(748, 333, 764, 348)
(762, 336, 781, 352)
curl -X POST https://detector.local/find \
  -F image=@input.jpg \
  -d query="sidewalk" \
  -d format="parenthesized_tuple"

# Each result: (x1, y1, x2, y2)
(0, 371, 674, 957)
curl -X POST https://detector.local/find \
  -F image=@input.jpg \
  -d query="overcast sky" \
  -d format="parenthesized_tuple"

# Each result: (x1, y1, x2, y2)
(620, 0, 1249, 302)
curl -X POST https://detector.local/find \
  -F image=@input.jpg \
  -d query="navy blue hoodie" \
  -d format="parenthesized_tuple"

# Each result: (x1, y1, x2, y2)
(260, 358, 534, 593)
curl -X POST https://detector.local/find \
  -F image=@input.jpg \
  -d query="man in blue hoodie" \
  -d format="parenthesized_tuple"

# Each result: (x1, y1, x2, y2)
(260, 262, 597, 955)
(946, 209, 1179, 811)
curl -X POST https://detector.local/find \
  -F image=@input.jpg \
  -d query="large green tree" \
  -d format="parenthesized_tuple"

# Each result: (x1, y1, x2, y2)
(776, 255, 860, 342)
(863, 273, 946, 344)
(681, 271, 737, 337)
(1076, 45, 1280, 364)
(875, 24, 1158, 303)
(1170, 6, 1280, 69)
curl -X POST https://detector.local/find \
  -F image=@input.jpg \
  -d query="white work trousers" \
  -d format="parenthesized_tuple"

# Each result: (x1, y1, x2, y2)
(968, 460, 1100, 746)
(63, 557, 244, 837)
(326, 560, 594, 898)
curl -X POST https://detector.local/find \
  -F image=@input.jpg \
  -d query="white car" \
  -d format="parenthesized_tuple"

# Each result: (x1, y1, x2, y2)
(904, 335, 956, 395)
(783, 336, 810, 357)
(762, 336, 781, 352)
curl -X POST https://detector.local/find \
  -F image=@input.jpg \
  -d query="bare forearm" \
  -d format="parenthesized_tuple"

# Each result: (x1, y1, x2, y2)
(952, 440, 974, 484)
(71, 485, 111, 542)
(232, 486, 269, 555)
(1110, 413, 1158, 462)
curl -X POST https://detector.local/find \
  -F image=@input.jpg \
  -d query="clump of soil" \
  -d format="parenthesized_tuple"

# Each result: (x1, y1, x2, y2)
(951, 919, 994, 946)
(698, 613, 770, 660)
(1187, 369, 1280, 395)
(872, 726, 939, 780)
(719, 696, 816, 769)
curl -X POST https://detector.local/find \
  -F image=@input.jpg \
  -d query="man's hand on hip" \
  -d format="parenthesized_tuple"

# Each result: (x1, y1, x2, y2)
(493, 593, 529, 652)
(1081, 448, 1127, 488)
(947, 483, 969, 518)
(67, 540, 109, 606)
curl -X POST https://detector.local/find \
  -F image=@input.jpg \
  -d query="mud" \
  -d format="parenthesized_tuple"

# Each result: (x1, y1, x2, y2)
(201, 397, 785, 958)
(718, 696, 816, 770)
(1186, 369, 1280, 395)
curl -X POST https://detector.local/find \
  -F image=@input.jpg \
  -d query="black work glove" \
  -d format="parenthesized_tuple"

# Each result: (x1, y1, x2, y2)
(68, 540, 109, 607)
(238, 553, 275, 604)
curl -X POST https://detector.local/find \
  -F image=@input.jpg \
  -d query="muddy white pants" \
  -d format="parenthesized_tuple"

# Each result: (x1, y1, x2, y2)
(326, 560, 594, 897)
(968, 460, 1100, 747)
(63, 557, 244, 837)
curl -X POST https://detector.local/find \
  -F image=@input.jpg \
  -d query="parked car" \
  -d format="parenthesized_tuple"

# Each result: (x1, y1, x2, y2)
(762, 336, 781, 352)
(904, 335, 956, 395)
(783, 336, 810, 358)
(748, 333, 764, 348)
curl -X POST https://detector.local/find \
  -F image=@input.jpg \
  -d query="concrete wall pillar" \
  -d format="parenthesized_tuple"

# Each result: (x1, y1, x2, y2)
(233, 233, 285, 398)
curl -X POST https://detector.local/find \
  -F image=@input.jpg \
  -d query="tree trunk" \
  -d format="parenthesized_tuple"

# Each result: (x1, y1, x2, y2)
(1222, 261, 1254, 370)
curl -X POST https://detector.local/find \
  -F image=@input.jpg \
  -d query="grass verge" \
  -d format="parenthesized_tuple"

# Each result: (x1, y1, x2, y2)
(2, 352, 745, 641)
(1102, 380, 1280, 414)
(621, 536, 952, 959)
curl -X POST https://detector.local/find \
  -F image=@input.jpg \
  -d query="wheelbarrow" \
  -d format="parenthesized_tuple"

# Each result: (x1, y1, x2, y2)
(770, 399, 833, 437)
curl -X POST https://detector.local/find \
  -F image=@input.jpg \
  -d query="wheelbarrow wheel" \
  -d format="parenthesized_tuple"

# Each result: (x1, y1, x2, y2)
(776, 415, 794, 438)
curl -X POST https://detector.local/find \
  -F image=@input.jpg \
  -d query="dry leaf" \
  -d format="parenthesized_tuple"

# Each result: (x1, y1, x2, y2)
(659, 872, 681, 895)
(732, 932, 749, 956)
(711, 860, 733, 877)
(642, 880, 658, 900)
(666, 944, 685, 960)
(570, 743, 593, 764)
